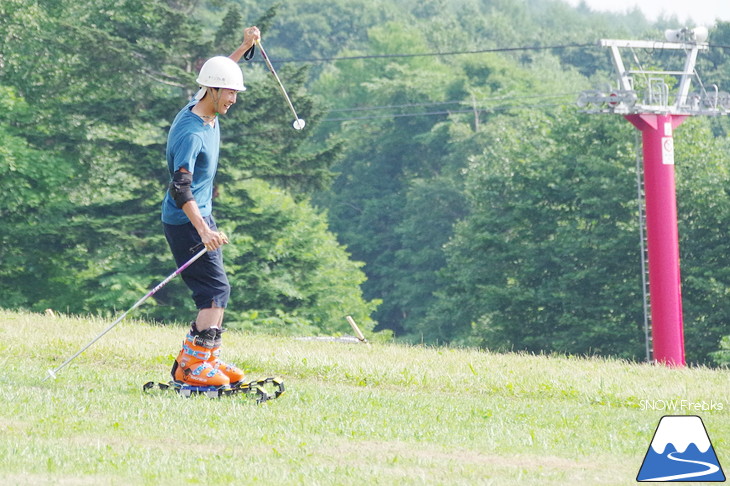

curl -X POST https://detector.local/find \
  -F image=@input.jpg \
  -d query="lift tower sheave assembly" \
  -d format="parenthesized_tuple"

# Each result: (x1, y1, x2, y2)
(578, 27, 728, 367)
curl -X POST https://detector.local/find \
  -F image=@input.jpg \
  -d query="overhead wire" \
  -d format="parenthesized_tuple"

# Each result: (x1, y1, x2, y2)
(311, 42, 730, 124)
(322, 102, 577, 123)
(257, 43, 597, 64)
(252, 41, 602, 124)
(254, 40, 730, 126)
(243, 43, 730, 130)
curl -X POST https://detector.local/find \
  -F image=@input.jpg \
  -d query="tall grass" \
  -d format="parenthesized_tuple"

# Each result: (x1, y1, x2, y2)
(1, 310, 727, 485)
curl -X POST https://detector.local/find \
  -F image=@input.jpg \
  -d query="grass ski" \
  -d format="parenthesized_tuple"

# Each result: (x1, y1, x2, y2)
(143, 377, 285, 404)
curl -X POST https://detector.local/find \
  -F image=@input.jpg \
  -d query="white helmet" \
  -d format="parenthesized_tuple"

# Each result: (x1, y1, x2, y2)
(194, 56, 245, 100)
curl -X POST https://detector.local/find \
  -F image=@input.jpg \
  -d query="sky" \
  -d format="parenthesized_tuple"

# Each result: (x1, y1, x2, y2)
(563, 0, 730, 26)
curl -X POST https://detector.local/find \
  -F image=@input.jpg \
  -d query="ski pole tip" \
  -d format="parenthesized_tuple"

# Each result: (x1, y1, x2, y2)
(45, 369, 57, 381)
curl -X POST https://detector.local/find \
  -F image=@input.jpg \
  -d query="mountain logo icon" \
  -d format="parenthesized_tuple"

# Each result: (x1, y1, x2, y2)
(637, 415, 726, 482)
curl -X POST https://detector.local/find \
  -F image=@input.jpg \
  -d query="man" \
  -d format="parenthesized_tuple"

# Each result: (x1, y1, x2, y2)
(162, 26, 260, 388)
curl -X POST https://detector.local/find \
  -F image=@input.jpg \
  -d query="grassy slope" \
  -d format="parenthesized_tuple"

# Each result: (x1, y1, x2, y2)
(1, 310, 727, 485)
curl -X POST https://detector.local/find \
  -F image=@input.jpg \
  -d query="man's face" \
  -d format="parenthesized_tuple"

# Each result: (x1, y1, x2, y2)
(215, 88, 238, 115)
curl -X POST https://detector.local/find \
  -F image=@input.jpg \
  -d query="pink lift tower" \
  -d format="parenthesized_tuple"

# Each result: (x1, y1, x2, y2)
(578, 27, 728, 366)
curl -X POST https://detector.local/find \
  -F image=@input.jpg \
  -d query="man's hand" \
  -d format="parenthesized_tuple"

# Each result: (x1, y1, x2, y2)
(243, 26, 261, 49)
(200, 227, 229, 252)
(176, 187, 230, 252)
(230, 26, 261, 63)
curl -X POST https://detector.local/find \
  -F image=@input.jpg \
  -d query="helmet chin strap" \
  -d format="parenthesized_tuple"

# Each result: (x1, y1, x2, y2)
(209, 87, 221, 118)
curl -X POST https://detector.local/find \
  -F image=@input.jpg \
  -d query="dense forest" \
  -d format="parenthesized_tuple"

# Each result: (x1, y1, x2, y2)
(2, 0, 730, 365)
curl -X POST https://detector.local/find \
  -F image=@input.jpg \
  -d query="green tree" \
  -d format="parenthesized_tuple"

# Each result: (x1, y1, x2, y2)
(0, 0, 376, 336)
(432, 111, 730, 365)
(0, 86, 78, 308)
(674, 118, 730, 364)
(315, 22, 592, 337)
(711, 335, 730, 366)
(0, 0, 205, 313)
(313, 22, 464, 334)
(432, 110, 647, 359)
(216, 179, 378, 335)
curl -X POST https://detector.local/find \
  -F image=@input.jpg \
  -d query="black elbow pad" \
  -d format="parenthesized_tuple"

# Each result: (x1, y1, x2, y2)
(169, 170, 194, 209)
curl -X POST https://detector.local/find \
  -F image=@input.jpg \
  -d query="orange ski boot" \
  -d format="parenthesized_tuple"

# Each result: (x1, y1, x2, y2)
(208, 328, 245, 386)
(171, 327, 230, 388)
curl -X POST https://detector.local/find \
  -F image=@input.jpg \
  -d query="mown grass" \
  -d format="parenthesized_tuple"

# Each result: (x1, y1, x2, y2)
(1, 309, 728, 485)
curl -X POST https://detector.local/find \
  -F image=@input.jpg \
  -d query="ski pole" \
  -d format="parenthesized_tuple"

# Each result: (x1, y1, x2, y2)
(44, 247, 208, 381)
(256, 39, 306, 131)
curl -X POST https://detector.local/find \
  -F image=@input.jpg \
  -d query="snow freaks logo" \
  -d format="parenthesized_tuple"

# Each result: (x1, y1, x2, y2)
(637, 415, 726, 482)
